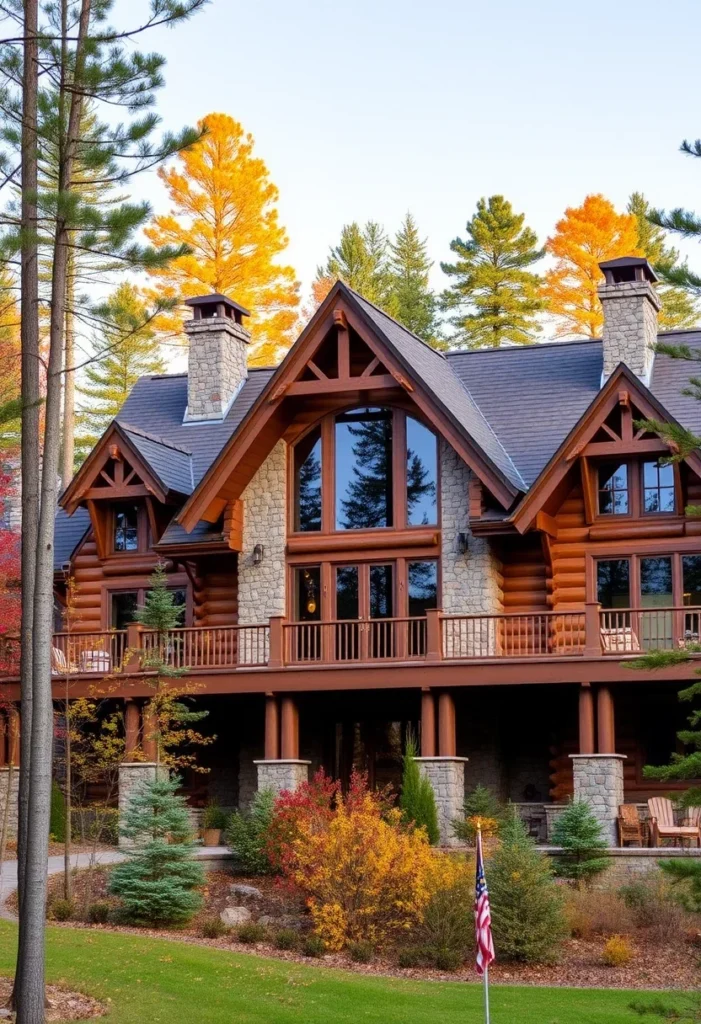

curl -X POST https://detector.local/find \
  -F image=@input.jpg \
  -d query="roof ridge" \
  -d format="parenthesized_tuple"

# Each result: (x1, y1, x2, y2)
(340, 282, 448, 359)
(119, 421, 193, 456)
(445, 337, 603, 357)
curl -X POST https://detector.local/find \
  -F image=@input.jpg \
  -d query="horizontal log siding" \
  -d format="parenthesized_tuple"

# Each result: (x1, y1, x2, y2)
(193, 556, 238, 627)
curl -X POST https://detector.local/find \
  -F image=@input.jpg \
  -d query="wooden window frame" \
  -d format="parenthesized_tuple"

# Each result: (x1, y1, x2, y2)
(588, 550, 701, 608)
(287, 405, 440, 540)
(640, 458, 677, 516)
(110, 503, 148, 556)
(101, 573, 191, 629)
(596, 460, 631, 518)
(593, 459, 682, 523)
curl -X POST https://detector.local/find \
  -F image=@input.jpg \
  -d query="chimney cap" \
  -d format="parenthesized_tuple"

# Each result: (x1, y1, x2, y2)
(185, 293, 251, 324)
(599, 256, 658, 284)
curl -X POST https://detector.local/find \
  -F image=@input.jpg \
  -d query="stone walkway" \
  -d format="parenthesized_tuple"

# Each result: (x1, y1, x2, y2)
(0, 847, 231, 921)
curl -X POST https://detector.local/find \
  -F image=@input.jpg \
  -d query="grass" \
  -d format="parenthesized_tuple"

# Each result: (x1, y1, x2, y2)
(0, 919, 688, 1024)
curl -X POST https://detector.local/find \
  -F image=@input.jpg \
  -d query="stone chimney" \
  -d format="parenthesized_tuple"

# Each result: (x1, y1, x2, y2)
(598, 256, 660, 385)
(184, 293, 251, 422)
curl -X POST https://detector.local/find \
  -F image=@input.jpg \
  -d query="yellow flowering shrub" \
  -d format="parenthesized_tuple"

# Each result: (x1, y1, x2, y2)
(285, 778, 435, 950)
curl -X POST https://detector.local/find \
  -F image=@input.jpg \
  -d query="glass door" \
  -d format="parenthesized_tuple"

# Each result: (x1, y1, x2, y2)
(639, 556, 673, 649)
(334, 563, 395, 661)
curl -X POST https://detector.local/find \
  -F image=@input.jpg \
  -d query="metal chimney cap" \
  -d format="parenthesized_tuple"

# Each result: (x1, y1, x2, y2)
(598, 256, 658, 284)
(185, 293, 251, 323)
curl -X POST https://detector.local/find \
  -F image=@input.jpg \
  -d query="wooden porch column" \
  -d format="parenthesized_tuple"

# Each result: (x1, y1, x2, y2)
(264, 694, 280, 760)
(597, 685, 616, 754)
(578, 684, 595, 755)
(280, 696, 299, 760)
(421, 689, 436, 757)
(437, 691, 456, 757)
(7, 706, 19, 766)
(124, 699, 140, 762)
(141, 701, 158, 762)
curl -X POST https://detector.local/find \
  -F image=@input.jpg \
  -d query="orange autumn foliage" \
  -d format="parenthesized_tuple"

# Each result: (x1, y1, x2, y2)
(542, 194, 643, 338)
(145, 112, 300, 366)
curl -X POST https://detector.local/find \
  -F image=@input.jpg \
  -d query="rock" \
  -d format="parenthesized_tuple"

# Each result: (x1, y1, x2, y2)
(230, 883, 263, 898)
(258, 914, 301, 929)
(220, 906, 251, 927)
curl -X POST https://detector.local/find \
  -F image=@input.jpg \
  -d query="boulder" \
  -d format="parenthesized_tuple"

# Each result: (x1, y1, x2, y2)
(220, 906, 252, 927)
(230, 883, 264, 898)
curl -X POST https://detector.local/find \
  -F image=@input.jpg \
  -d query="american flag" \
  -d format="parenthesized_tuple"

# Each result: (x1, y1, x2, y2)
(474, 828, 495, 976)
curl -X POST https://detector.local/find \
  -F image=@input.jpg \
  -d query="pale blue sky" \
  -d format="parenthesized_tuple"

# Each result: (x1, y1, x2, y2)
(125, 0, 701, 298)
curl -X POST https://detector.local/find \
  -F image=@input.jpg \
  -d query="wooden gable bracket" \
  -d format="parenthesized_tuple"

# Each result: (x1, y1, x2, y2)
(223, 498, 244, 551)
(535, 511, 558, 539)
(86, 499, 109, 560)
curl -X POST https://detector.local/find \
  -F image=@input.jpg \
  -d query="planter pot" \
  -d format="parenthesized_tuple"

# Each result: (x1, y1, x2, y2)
(203, 828, 222, 847)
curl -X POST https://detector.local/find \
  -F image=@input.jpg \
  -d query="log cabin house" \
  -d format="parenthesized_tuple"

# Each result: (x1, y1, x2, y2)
(3, 255, 701, 845)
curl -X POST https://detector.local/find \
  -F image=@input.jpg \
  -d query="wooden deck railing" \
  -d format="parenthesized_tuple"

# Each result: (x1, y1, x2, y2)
(46, 603, 701, 676)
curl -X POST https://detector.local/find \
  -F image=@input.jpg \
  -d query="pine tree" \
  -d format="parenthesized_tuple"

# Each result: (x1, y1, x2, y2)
(76, 283, 165, 458)
(550, 800, 609, 884)
(314, 221, 394, 311)
(145, 112, 300, 366)
(487, 811, 567, 962)
(108, 773, 204, 925)
(627, 192, 699, 331)
(399, 733, 439, 845)
(542, 194, 642, 338)
(440, 195, 545, 348)
(389, 213, 438, 344)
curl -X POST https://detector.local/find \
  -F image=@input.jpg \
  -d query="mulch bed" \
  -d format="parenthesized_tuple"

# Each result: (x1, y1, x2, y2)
(0, 978, 105, 1021)
(32, 869, 701, 991)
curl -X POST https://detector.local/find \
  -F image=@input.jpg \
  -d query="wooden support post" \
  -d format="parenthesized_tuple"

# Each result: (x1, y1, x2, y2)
(141, 701, 158, 762)
(280, 696, 299, 760)
(584, 601, 602, 657)
(125, 621, 143, 673)
(597, 685, 615, 754)
(268, 616, 285, 669)
(421, 689, 436, 757)
(578, 684, 595, 755)
(264, 693, 280, 760)
(7, 706, 19, 766)
(425, 608, 442, 662)
(0, 713, 6, 767)
(124, 699, 140, 762)
(437, 691, 456, 758)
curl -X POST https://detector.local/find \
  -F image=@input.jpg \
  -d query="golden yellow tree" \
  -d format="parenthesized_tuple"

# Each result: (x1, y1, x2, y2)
(542, 194, 643, 338)
(146, 112, 300, 365)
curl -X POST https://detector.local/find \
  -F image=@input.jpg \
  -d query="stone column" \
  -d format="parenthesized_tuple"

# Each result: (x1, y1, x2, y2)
(570, 754, 626, 846)
(415, 757, 468, 847)
(254, 759, 310, 796)
(0, 765, 19, 839)
(118, 762, 162, 847)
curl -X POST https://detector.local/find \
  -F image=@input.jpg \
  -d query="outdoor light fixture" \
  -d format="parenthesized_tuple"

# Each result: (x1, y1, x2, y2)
(457, 532, 469, 555)
(253, 543, 265, 566)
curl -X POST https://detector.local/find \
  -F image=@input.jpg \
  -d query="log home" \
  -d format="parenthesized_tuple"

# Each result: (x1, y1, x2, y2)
(2, 256, 701, 845)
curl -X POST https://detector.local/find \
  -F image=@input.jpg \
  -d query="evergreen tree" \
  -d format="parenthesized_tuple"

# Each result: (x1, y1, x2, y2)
(627, 192, 699, 331)
(440, 195, 545, 348)
(314, 221, 394, 310)
(399, 733, 439, 845)
(338, 413, 393, 530)
(135, 562, 185, 637)
(487, 811, 567, 962)
(109, 773, 204, 925)
(76, 283, 165, 459)
(550, 800, 609, 884)
(389, 213, 438, 343)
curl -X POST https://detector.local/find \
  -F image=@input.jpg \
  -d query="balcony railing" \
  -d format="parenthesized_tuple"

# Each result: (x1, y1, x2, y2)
(44, 604, 701, 677)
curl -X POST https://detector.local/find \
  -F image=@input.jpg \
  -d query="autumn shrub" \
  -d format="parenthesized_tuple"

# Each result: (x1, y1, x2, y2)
(236, 922, 267, 944)
(226, 788, 275, 875)
(602, 934, 633, 967)
(409, 853, 475, 967)
(278, 771, 433, 951)
(265, 768, 339, 875)
(487, 811, 567, 962)
(348, 940, 374, 963)
(200, 916, 228, 939)
(274, 928, 299, 951)
(301, 934, 326, 958)
(564, 886, 633, 939)
(51, 898, 75, 922)
(620, 876, 691, 942)
(87, 901, 110, 925)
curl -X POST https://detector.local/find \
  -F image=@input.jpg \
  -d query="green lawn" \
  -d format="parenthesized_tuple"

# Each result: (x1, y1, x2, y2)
(0, 920, 686, 1024)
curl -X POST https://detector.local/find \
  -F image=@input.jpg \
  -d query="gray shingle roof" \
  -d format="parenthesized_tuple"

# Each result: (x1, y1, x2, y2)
(55, 506, 91, 568)
(649, 331, 701, 435)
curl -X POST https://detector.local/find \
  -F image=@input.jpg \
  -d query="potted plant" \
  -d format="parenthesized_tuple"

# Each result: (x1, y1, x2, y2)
(202, 803, 227, 846)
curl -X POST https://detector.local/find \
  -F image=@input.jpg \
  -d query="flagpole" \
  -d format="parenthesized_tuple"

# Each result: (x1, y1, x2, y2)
(476, 820, 491, 1024)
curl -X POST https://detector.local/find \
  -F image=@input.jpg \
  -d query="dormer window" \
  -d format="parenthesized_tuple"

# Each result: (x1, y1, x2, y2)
(114, 504, 139, 552)
(643, 459, 675, 514)
(598, 462, 629, 515)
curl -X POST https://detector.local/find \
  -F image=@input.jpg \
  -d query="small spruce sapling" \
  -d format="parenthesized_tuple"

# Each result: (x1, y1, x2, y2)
(551, 801, 609, 885)
(109, 774, 204, 925)
(399, 732, 439, 845)
(226, 788, 276, 874)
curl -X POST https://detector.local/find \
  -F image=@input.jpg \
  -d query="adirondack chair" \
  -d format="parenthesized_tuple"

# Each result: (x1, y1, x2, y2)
(648, 797, 701, 848)
(617, 804, 643, 847)
(682, 806, 701, 836)
(600, 626, 641, 653)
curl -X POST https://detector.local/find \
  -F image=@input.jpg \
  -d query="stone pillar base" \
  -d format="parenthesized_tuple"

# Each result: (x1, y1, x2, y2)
(570, 754, 626, 847)
(118, 762, 164, 847)
(0, 766, 19, 840)
(254, 759, 310, 796)
(414, 757, 468, 847)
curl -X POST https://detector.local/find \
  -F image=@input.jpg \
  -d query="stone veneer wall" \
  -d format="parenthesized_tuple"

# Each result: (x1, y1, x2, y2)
(254, 759, 310, 795)
(0, 767, 18, 838)
(237, 441, 287, 633)
(440, 440, 502, 655)
(416, 757, 467, 847)
(118, 762, 165, 847)
(571, 754, 625, 847)
(599, 280, 660, 382)
(185, 317, 250, 421)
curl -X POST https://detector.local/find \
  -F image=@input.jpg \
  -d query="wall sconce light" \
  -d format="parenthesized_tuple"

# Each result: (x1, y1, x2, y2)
(253, 543, 265, 566)
(457, 532, 469, 555)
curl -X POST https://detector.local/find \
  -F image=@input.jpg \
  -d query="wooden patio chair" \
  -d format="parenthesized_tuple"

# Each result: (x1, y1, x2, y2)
(600, 626, 641, 654)
(682, 806, 701, 843)
(617, 804, 643, 847)
(648, 797, 701, 848)
(51, 645, 79, 676)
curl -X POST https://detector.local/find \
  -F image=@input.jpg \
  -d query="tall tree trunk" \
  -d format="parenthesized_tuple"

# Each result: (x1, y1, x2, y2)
(16, 2, 91, 1019)
(61, 259, 75, 491)
(12, 0, 40, 1011)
